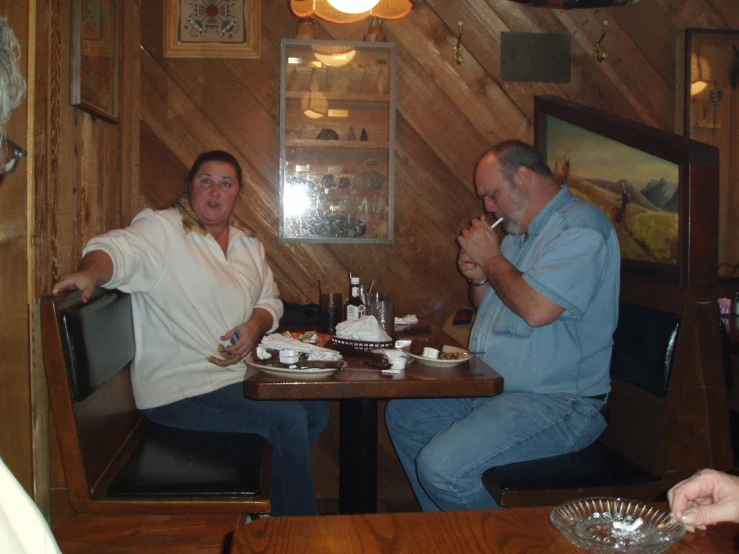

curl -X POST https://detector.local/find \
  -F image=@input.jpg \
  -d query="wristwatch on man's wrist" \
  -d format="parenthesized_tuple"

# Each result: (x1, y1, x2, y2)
(468, 277, 489, 287)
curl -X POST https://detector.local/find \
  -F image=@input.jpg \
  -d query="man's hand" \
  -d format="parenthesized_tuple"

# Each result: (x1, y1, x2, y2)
(458, 215, 503, 272)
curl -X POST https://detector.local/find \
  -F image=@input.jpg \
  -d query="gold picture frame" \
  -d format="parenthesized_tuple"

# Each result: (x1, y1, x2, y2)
(163, 0, 261, 59)
(70, 0, 120, 123)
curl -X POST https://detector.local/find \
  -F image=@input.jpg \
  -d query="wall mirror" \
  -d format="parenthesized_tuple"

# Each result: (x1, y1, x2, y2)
(683, 29, 739, 278)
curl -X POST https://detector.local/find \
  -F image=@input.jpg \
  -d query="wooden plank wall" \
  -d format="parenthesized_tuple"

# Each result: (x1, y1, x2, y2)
(132, 0, 736, 512)
(24, 0, 735, 532)
(139, 0, 737, 317)
(31, 0, 141, 499)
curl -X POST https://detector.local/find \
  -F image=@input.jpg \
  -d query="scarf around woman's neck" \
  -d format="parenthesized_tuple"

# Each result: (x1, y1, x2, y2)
(173, 194, 255, 238)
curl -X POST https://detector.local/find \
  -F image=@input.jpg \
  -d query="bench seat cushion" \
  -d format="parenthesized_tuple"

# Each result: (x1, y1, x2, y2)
(482, 441, 659, 496)
(107, 422, 267, 498)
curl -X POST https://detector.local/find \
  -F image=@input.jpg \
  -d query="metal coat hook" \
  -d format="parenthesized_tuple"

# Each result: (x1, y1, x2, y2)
(592, 20, 608, 62)
(454, 20, 464, 65)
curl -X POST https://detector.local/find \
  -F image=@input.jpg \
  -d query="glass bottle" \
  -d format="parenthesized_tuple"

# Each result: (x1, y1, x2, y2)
(733, 292, 739, 316)
(345, 276, 366, 321)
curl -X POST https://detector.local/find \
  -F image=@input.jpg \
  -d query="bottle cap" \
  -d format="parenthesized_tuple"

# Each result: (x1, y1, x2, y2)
(350, 277, 360, 285)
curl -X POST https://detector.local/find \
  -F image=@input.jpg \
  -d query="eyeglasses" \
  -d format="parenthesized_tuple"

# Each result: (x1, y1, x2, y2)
(0, 135, 26, 175)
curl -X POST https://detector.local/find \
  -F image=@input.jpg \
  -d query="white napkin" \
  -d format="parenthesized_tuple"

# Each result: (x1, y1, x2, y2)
(260, 334, 343, 361)
(335, 316, 392, 342)
(395, 314, 419, 326)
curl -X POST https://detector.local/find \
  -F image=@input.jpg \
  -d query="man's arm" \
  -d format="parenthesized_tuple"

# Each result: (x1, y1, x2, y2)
(483, 255, 565, 327)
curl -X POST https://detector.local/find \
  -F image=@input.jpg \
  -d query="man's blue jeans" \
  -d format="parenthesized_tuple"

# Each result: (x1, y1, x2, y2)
(142, 383, 329, 516)
(385, 392, 607, 511)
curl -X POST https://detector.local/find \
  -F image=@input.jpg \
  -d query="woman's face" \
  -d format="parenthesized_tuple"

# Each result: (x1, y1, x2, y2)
(189, 161, 240, 228)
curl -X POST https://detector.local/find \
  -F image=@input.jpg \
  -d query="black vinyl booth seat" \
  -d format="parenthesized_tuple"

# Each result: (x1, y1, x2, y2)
(42, 287, 272, 514)
(482, 302, 680, 508)
(107, 424, 266, 499)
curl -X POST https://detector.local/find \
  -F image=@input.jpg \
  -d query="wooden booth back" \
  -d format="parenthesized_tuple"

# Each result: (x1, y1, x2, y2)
(41, 287, 273, 514)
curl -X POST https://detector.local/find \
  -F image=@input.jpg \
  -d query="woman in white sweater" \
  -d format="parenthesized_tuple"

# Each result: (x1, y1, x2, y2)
(52, 150, 329, 516)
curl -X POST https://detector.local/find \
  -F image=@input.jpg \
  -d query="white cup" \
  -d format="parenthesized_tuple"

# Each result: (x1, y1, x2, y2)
(280, 349, 300, 364)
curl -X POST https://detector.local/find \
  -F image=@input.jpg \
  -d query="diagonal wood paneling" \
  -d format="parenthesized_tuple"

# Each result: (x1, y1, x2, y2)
(139, 0, 737, 315)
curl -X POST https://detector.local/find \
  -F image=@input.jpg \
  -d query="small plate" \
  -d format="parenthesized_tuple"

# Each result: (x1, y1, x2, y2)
(550, 497, 685, 553)
(246, 358, 343, 380)
(402, 345, 472, 367)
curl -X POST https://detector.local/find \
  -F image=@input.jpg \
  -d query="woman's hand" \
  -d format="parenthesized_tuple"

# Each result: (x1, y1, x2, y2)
(51, 250, 114, 303)
(51, 271, 97, 302)
(668, 468, 739, 532)
(221, 308, 274, 359)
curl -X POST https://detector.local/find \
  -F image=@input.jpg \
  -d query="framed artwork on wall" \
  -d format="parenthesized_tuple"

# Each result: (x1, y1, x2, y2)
(163, 0, 261, 59)
(681, 29, 739, 279)
(534, 96, 719, 288)
(70, 0, 120, 123)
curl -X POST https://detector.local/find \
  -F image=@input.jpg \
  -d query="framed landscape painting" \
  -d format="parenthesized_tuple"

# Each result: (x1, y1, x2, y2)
(534, 96, 720, 287)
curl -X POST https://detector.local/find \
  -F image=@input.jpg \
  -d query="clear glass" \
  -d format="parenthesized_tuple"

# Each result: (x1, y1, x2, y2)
(279, 39, 396, 243)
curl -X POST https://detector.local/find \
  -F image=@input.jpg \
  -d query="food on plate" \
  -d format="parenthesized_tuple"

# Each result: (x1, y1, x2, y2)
(252, 345, 344, 370)
(408, 339, 468, 360)
(366, 351, 392, 369)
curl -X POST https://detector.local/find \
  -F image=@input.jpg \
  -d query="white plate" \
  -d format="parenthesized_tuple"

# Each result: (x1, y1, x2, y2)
(402, 345, 472, 367)
(550, 497, 685, 553)
(246, 358, 344, 380)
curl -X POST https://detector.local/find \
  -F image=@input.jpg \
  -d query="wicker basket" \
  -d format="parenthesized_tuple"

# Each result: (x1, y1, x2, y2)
(331, 336, 394, 355)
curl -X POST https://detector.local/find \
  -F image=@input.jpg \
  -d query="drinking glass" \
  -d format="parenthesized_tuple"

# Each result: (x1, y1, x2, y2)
(320, 292, 343, 334)
(366, 292, 394, 336)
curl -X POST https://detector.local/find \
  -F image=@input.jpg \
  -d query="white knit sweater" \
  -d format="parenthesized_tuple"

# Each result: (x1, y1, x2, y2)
(83, 207, 283, 409)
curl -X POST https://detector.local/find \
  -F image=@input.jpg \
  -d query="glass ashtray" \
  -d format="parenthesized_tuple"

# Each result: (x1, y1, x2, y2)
(550, 497, 685, 553)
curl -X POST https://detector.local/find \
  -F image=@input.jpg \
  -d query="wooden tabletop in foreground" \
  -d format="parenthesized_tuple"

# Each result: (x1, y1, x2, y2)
(230, 507, 739, 554)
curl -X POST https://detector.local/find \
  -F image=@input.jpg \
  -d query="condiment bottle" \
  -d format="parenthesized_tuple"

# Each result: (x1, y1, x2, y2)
(345, 276, 366, 321)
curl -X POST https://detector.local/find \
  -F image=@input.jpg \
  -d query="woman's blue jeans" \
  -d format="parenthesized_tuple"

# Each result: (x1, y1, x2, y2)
(142, 383, 329, 516)
(385, 392, 607, 511)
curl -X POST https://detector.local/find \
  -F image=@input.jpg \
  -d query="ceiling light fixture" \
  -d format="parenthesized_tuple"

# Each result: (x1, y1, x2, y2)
(327, 0, 380, 13)
(313, 44, 357, 67)
(289, 0, 412, 24)
(690, 51, 711, 96)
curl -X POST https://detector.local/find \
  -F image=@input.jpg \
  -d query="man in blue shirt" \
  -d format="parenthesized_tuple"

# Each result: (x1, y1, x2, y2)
(386, 140, 620, 511)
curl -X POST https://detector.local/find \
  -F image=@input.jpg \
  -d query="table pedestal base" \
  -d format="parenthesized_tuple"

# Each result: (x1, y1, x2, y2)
(339, 398, 378, 514)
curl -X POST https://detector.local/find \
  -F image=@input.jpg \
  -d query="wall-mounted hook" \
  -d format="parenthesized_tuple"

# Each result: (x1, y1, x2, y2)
(454, 20, 464, 65)
(592, 20, 608, 63)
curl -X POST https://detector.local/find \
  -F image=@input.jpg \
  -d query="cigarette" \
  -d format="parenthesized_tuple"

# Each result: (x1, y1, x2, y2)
(491, 217, 505, 229)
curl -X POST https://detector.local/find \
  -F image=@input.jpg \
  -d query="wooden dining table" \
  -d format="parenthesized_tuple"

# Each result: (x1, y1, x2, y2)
(229, 506, 739, 553)
(243, 330, 504, 514)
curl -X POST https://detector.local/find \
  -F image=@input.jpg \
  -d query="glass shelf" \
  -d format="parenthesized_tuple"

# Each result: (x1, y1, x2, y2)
(279, 39, 396, 244)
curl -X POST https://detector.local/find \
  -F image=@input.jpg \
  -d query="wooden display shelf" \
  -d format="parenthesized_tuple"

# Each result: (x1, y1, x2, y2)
(321, 188, 387, 197)
(286, 139, 389, 149)
(285, 91, 390, 103)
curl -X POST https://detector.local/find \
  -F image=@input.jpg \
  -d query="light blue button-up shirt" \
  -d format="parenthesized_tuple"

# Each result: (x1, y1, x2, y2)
(469, 186, 620, 397)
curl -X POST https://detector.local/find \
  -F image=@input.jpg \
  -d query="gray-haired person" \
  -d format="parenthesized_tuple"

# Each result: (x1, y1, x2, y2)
(0, 15, 60, 554)
(0, 15, 26, 177)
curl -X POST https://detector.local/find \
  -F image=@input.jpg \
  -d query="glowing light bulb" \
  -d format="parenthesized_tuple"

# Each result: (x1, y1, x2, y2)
(326, 0, 381, 14)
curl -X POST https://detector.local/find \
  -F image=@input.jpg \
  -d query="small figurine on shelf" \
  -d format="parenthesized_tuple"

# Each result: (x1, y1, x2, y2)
(360, 70, 371, 93)
(360, 128, 369, 141)
(288, 66, 301, 91)
(316, 128, 339, 140)
(347, 126, 356, 140)
(376, 66, 387, 94)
